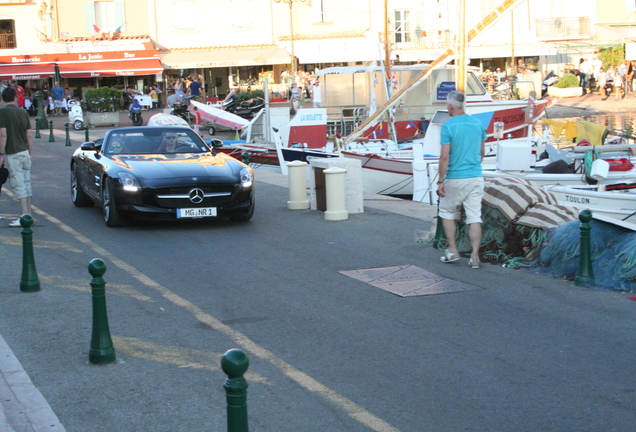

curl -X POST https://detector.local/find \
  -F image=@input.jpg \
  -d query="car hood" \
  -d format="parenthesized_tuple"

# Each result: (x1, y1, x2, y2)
(111, 154, 240, 180)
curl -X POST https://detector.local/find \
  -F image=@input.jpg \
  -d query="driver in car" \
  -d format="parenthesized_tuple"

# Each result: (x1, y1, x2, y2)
(110, 136, 129, 154)
(157, 132, 178, 153)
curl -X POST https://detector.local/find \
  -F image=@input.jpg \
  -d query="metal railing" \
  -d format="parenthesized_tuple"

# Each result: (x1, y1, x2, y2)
(0, 33, 16, 49)
(536, 17, 591, 40)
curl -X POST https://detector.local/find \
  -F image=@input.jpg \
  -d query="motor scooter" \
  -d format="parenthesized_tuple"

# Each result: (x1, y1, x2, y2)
(67, 99, 84, 130)
(129, 98, 143, 126)
(542, 71, 558, 96)
(223, 95, 264, 119)
(604, 77, 614, 100)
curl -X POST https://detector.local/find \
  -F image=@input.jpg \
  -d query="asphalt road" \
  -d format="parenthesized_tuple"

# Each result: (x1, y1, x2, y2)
(1, 128, 636, 431)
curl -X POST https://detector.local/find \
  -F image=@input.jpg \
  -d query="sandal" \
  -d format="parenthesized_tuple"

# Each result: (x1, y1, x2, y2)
(440, 249, 460, 263)
(468, 258, 480, 269)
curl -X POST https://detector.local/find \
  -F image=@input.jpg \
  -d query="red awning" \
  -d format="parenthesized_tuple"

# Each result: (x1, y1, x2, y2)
(58, 58, 163, 78)
(0, 64, 55, 80)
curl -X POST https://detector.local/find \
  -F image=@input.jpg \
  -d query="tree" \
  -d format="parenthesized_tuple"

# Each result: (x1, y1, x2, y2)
(597, 45, 625, 69)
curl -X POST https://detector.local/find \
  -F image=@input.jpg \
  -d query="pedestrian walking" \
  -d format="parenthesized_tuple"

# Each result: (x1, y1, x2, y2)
(0, 86, 33, 226)
(51, 81, 64, 116)
(437, 91, 486, 269)
(192, 106, 201, 135)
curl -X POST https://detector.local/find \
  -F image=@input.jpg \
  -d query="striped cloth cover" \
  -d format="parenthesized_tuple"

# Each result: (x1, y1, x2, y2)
(483, 177, 579, 229)
(516, 202, 580, 229)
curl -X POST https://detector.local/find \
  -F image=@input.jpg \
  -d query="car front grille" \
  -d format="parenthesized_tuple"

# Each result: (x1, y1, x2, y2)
(150, 185, 237, 208)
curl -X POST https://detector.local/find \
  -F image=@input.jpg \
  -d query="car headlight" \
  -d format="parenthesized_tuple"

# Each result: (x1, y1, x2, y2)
(117, 172, 141, 192)
(240, 167, 253, 188)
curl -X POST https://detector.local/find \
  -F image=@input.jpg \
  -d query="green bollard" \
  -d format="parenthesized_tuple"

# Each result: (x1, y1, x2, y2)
(241, 151, 251, 165)
(64, 123, 71, 146)
(222, 349, 249, 432)
(88, 259, 116, 365)
(19, 215, 40, 293)
(84, 125, 90, 142)
(35, 90, 48, 131)
(48, 120, 55, 142)
(34, 117, 41, 139)
(575, 210, 595, 287)
(432, 196, 446, 248)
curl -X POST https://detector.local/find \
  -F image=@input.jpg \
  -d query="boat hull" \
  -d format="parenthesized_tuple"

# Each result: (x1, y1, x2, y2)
(543, 184, 636, 221)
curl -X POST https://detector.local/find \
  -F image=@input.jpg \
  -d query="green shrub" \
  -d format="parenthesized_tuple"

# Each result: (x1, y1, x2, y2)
(237, 90, 265, 101)
(553, 73, 580, 88)
(84, 87, 123, 112)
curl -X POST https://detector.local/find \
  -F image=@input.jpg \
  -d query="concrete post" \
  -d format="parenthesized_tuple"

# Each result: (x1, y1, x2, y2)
(222, 349, 249, 432)
(324, 167, 348, 221)
(88, 259, 116, 365)
(64, 123, 72, 146)
(575, 210, 595, 287)
(286, 160, 309, 210)
(48, 120, 55, 142)
(19, 215, 40, 293)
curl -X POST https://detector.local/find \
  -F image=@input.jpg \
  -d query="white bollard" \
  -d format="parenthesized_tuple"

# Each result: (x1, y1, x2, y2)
(286, 161, 310, 210)
(324, 167, 348, 221)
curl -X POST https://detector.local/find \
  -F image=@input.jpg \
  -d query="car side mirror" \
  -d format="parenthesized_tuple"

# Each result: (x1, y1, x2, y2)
(80, 141, 96, 151)
(210, 139, 224, 149)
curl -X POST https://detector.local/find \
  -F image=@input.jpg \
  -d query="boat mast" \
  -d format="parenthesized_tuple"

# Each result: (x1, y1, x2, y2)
(457, 0, 467, 93)
(383, 0, 398, 143)
(344, 0, 522, 144)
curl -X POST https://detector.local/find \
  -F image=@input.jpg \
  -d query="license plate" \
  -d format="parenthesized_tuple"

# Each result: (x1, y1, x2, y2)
(177, 207, 217, 218)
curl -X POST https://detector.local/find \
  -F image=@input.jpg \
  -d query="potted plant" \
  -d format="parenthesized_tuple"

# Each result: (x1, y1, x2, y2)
(84, 87, 123, 126)
(547, 73, 582, 97)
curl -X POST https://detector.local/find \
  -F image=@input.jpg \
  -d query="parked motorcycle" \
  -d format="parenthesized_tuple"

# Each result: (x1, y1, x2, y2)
(129, 98, 143, 126)
(67, 99, 84, 130)
(223, 95, 264, 119)
(170, 94, 194, 124)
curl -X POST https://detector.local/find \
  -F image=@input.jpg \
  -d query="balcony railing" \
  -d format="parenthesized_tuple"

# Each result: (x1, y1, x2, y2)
(536, 17, 591, 40)
(392, 29, 452, 50)
(0, 33, 16, 49)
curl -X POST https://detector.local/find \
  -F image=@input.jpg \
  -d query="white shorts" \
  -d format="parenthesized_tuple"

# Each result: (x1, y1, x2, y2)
(439, 177, 484, 224)
(5, 150, 32, 200)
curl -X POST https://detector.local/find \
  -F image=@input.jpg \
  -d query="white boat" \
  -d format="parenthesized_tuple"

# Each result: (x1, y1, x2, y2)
(543, 184, 636, 222)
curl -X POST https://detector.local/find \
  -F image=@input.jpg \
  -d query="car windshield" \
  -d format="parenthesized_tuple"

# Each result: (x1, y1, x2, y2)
(104, 129, 211, 155)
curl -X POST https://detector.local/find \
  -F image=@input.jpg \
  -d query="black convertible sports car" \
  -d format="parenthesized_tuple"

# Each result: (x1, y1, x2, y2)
(70, 126, 254, 227)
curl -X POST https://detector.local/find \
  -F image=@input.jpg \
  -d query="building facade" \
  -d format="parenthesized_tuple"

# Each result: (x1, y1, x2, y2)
(0, 0, 633, 104)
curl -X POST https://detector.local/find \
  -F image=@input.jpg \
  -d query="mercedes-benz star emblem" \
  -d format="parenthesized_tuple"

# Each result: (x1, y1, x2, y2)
(189, 188, 204, 204)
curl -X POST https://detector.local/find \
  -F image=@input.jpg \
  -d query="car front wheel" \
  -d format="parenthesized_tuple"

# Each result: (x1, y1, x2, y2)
(102, 179, 125, 227)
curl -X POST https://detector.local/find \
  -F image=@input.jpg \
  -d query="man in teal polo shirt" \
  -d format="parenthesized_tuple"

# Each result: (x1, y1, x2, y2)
(437, 91, 486, 269)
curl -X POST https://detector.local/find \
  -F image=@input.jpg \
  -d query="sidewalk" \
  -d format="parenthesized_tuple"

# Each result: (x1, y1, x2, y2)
(545, 89, 636, 118)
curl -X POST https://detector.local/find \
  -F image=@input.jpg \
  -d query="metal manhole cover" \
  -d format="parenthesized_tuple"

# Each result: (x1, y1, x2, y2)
(339, 265, 482, 297)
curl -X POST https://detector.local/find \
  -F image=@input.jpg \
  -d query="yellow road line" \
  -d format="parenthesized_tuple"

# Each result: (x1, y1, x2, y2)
(38, 274, 153, 302)
(32, 205, 401, 432)
(0, 235, 83, 253)
(112, 335, 271, 385)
